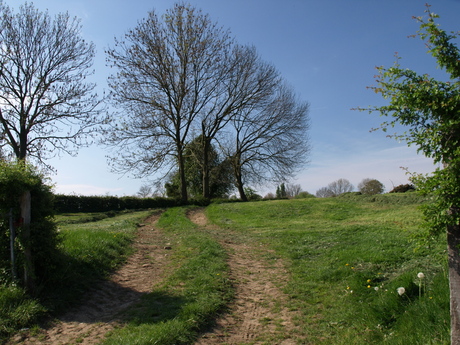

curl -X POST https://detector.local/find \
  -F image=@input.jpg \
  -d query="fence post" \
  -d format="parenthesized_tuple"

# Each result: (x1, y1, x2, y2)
(20, 190, 34, 292)
(9, 208, 17, 281)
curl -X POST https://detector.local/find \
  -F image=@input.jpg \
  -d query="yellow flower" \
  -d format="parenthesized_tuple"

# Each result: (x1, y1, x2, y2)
(367, 279, 371, 283)
(367, 285, 371, 288)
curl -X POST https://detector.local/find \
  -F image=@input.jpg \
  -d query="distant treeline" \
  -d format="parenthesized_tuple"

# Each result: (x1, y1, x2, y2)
(53, 194, 184, 213)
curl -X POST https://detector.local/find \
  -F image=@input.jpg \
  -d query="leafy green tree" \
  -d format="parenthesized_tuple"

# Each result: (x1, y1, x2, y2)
(276, 183, 287, 198)
(358, 178, 384, 195)
(361, 5, 460, 341)
(165, 136, 233, 199)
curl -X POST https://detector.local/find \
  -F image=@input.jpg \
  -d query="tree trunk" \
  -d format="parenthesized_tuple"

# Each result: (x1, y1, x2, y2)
(234, 171, 247, 201)
(448, 221, 460, 345)
(202, 138, 210, 199)
(448, 235, 460, 341)
(20, 190, 35, 293)
(178, 153, 188, 203)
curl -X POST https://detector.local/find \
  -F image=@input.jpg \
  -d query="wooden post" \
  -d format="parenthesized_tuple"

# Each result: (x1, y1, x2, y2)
(8, 208, 17, 281)
(20, 190, 35, 293)
(448, 220, 460, 345)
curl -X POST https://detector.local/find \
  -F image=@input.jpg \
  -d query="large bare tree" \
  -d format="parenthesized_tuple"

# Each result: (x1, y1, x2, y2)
(198, 45, 280, 198)
(105, 3, 233, 202)
(225, 84, 310, 201)
(0, 2, 102, 165)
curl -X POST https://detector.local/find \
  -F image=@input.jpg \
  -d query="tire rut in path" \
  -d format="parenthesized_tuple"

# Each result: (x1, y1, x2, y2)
(188, 208, 300, 345)
(10, 211, 170, 345)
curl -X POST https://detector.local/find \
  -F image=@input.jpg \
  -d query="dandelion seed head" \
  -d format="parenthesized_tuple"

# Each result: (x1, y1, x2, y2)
(397, 287, 405, 295)
(417, 272, 425, 279)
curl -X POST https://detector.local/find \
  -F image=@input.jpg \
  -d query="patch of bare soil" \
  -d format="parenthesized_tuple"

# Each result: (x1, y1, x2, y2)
(9, 211, 170, 345)
(188, 208, 301, 345)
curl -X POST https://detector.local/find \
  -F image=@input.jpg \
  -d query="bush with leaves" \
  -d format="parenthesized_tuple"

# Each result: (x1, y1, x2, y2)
(0, 161, 58, 288)
(358, 178, 385, 195)
(389, 184, 416, 193)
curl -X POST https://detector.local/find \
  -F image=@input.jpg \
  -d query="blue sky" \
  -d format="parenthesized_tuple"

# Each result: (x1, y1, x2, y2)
(8, 0, 460, 196)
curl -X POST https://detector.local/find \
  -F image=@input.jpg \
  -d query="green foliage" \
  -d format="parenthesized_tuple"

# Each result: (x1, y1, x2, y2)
(0, 161, 59, 287)
(54, 194, 180, 213)
(358, 178, 385, 195)
(0, 285, 46, 339)
(165, 136, 234, 199)
(361, 5, 460, 236)
(295, 191, 316, 199)
(244, 187, 262, 200)
(389, 184, 416, 193)
(276, 183, 287, 198)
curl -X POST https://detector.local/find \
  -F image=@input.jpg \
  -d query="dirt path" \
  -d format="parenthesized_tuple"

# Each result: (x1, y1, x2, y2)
(10, 211, 170, 345)
(188, 208, 300, 345)
(9, 208, 302, 345)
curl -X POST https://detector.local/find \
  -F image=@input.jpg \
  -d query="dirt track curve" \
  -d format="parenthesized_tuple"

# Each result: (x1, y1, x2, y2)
(9, 209, 301, 345)
(189, 208, 300, 345)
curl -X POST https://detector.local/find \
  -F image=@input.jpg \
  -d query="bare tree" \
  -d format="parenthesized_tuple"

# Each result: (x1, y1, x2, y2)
(316, 178, 354, 197)
(225, 84, 310, 201)
(137, 184, 153, 198)
(316, 186, 335, 198)
(105, 3, 233, 202)
(198, 45, 280, 198)
(328, 178, 354, 196)
(0, 2, 102, 164)
(285, 183, 302, 198)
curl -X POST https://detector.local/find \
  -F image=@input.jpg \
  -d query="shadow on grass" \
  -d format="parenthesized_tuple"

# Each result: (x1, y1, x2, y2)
(122, 291, 188, 325)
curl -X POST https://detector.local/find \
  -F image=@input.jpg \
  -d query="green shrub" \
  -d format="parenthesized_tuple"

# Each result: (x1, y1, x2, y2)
(0, 161, 59, 289)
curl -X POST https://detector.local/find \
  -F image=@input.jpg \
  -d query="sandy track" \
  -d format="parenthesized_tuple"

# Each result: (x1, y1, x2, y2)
(188, 208, 300, 345)
(10, 211, 169, 345)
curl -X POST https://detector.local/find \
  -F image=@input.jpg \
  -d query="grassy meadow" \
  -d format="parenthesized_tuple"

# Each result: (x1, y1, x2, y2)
(0, 193, 450, 344)
(207, 194, 449, 344)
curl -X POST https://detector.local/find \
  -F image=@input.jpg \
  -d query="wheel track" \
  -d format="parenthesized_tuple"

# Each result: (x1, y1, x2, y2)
(188, 208, 301, 345)
(9, 211, 170, 345)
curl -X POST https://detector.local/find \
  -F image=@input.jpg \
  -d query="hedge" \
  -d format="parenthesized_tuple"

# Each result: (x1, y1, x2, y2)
(53, 195, 183, 213)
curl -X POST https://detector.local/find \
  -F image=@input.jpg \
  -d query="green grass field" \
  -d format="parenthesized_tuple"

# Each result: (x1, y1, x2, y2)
(0, 194, 450, 344)
(206, 194, 449, 344)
